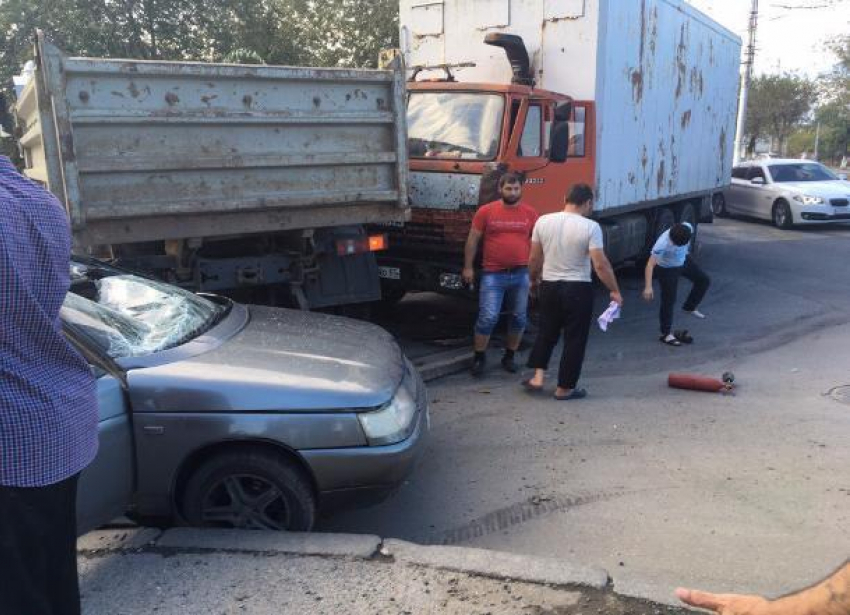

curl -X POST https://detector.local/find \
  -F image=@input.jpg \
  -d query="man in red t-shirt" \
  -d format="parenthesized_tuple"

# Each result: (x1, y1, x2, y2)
(462, 172, 539, 376)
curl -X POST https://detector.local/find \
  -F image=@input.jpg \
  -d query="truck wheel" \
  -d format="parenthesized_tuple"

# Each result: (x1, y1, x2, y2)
(711, 193, 728, 217)
(181, 450, 316, 531)
(772, 200, 793, 230)
(678, 202, 698, 227)
(653, 207, 676, 241)
(678, 203, 699, 251)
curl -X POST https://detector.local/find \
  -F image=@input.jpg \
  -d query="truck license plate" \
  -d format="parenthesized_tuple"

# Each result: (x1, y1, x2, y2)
(378, 266, 401, 280)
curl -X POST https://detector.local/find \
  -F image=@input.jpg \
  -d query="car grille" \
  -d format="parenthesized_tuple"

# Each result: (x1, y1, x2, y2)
(831, 198, 849, 206)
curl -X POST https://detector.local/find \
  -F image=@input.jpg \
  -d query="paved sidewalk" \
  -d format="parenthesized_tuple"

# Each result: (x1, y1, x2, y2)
(78, 528, 694, 614)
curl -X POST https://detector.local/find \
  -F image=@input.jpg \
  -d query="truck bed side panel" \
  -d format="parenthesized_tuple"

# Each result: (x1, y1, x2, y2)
(19, 45, 409, 245)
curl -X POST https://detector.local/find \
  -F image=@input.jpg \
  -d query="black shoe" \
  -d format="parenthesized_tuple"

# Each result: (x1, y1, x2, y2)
(501, 355, 519, 373)
(471, 355, 486, 377)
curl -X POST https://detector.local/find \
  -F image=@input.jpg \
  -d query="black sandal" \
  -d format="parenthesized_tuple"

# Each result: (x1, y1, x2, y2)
(521, 378, 544, 393)
(660, 335, 682, 346)
(673, 329, 694, 344)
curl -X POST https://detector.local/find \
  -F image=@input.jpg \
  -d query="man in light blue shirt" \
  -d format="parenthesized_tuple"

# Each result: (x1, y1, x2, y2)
(642, 222, 711, 346)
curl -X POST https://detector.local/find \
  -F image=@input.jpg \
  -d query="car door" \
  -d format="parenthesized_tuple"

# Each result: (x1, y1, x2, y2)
(738, 166, 768, 216)
(65, 331, 136, 536)
(726, 166, 749, 214)
(747, 165, 774, 220)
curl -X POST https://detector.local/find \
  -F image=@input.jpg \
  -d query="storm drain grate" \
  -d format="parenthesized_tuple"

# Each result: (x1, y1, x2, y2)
(826, 385, 850, 405)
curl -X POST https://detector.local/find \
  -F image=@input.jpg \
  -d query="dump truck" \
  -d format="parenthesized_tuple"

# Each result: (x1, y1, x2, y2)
(11, 32, 409, 309)
(376, 0, 741, 300)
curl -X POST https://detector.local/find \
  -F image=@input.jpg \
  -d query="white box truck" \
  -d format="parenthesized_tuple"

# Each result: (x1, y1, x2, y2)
(376, 0, 741, 299)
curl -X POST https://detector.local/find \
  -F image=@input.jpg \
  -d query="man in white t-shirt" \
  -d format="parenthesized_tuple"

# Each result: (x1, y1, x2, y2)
(523, 184, 623, 400)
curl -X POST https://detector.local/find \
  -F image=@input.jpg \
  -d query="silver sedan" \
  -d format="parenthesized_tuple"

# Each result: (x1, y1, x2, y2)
(65, 258, 428, 534)
(714, 159, 850, 229)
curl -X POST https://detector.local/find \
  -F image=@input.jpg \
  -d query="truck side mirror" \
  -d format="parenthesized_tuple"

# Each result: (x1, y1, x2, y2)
(549, 120, 569, 163)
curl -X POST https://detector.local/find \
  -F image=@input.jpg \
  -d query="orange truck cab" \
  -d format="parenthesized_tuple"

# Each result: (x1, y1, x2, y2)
(376, 0, 741, 301)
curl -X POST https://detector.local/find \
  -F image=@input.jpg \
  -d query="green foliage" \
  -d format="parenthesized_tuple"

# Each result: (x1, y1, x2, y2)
(0, 0, 398, 87)
(744, 74, 817, 155)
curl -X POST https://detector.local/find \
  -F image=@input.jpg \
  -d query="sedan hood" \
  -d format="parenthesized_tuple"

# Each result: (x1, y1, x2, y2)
(779, 180, 850, 198)
(127, 306, 405, 413)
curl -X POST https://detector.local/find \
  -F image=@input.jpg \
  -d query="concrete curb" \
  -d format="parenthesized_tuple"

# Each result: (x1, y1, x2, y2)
(612, 573, 683, 608)
(414, 348, 470, 382)
(382, 538, 610, 589)
(155, 528, 381, 558)
(78, 528, 634, 596)
(77, 528, 162, 552)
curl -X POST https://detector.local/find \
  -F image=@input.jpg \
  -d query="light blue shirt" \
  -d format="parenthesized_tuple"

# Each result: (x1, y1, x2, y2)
(651, 223, 692, 268)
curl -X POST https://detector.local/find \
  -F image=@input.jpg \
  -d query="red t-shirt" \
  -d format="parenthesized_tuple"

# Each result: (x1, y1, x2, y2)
(471, 200, 539, 272)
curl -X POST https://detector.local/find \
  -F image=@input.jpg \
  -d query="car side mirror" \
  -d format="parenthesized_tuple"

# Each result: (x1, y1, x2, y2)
(750, 177, 765, 185)
(549, 120, 569, 163)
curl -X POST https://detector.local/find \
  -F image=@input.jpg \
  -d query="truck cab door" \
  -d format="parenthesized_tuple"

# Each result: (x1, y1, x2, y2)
(75, 367, 135, 535)
(507, 99, 596, 216)
(505, 98, 549, 205)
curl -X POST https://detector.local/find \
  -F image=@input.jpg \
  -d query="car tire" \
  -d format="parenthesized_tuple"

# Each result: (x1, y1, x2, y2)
(711, 193, 728, 217)
(772, 200, 793, 230)
(181, 450, 316, 531)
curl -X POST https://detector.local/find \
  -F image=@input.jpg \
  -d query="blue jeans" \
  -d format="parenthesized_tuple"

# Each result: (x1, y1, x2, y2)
(475, 268, 531, 337)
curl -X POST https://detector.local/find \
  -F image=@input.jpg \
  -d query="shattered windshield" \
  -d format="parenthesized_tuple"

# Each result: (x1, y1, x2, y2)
(407, 92, 503, 160)
(62, 268, 227, 359)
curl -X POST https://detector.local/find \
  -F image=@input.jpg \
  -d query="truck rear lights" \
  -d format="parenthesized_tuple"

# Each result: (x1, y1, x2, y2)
(336, 234, 388, 256)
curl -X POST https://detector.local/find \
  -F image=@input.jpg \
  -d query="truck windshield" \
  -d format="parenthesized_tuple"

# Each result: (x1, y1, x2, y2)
(768, 163, 838, 182)
(62, 264, 227, 359)
(407, 92, 503, 160)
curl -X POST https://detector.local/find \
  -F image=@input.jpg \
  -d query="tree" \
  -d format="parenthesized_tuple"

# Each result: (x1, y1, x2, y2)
(301, 0, 399, 68)
(744, 74, 817, 155)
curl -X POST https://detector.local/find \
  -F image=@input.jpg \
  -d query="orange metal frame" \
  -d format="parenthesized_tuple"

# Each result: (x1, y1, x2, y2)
(407, 81, 596, 216)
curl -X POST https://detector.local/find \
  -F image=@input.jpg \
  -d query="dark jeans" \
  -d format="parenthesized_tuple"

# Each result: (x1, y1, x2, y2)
(0, 474, 81, 615)
(656, 255, 711, 335)
(527, 281, 594, 389)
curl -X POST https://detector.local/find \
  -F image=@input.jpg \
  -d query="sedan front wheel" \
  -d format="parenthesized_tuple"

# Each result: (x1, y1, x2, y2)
(772, 200, 794, 230)
(181, 450, 316, 531)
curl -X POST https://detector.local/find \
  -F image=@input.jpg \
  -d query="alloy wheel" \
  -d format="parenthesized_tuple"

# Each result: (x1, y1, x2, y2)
(200, 473, 291, 530)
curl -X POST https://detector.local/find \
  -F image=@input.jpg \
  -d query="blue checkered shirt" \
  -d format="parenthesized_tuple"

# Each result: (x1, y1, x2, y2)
(1, 156, 98, 487)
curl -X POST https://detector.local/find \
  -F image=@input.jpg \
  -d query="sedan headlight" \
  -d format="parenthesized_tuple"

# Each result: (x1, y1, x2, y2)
(358, 380, 418, 446)
(793, 194, 825, 205)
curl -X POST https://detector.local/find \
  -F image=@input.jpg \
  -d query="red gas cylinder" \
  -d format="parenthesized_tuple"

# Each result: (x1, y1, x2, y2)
(668, 372, 735, 393)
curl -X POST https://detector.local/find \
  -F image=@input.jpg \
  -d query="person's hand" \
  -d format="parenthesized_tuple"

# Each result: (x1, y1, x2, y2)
(462, 267, 475, 286)
(610, 290, 623, 306)
(642, 286, 654, 302)
(676, 588, 778, 615)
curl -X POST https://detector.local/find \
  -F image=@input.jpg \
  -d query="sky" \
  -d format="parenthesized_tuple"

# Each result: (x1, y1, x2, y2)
(686, 0, 849, 78)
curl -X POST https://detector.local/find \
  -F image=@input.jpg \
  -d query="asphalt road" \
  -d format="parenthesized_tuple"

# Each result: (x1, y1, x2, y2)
(318, 216, 850, 600)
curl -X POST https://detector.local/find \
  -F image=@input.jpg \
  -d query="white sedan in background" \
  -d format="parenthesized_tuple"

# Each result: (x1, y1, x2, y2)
(714, 159, 850, 229)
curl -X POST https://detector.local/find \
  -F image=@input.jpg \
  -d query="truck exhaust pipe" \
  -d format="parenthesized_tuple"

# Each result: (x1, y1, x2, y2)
(484, 33, 535, 86)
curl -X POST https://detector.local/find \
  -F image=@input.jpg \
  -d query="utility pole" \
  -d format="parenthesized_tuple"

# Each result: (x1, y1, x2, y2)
(733, 0, 758, 164)
(813, 121, 820, 161)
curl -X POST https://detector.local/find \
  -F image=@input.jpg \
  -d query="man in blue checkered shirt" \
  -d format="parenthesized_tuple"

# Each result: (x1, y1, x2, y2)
(0, 155, 98, 615)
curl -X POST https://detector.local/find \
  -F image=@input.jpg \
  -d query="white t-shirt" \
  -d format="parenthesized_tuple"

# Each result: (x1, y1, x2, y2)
(531, 212, 604, 282)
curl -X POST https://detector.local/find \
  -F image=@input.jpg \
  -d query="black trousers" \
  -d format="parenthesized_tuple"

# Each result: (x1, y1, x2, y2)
(527, 281, 594, 389)
(0, 474, 81, 615)
(656, 255, 711, 335)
